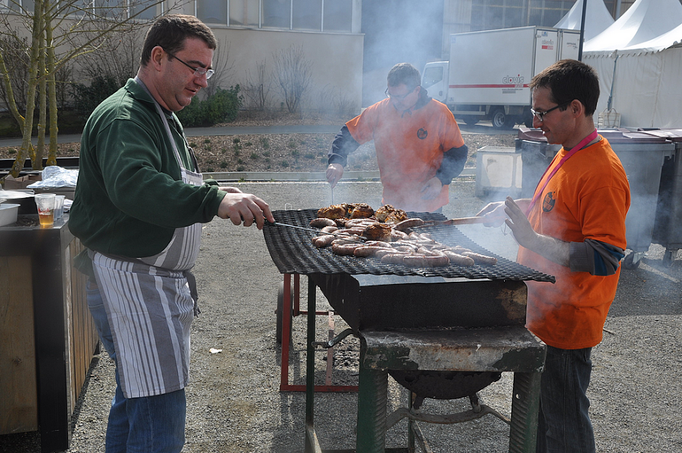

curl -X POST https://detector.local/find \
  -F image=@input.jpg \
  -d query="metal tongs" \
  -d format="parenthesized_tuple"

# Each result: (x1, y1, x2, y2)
(267, 221, 368, 241)
(422, 216, 491, 226)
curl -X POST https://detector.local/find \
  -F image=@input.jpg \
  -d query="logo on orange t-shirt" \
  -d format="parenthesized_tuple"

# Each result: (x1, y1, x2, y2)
(417, 128, 428, 140)
(542, 192, 555, 212)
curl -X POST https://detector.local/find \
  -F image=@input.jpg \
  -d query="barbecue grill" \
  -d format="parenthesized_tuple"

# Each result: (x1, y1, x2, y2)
(263, 209, 553, 452)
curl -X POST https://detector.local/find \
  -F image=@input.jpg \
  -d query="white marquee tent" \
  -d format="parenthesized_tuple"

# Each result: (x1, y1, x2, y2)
(554, 0, 615, 41)
(582, 0, 682, 128)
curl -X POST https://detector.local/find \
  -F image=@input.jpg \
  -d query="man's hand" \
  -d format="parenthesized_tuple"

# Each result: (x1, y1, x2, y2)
(217, 191, 275, 230)
(326, 163, 344, 189)
(503, 197, 538, 249)
(476, 201, 507, 227)
(503, 197, 570, 266)
(420, 177, 443, 200)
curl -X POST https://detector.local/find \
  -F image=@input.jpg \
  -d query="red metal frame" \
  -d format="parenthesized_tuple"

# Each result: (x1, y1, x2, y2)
(279, 273, 358, 393)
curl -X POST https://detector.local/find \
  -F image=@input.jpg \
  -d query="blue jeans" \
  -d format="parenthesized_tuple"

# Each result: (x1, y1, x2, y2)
(87, 280, 186, 453)
(536, 345, 595, 453)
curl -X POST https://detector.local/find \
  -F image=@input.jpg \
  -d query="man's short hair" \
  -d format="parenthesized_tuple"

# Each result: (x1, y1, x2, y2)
(387, 63, 421, 91)
(140, 14, 217, 67)
(530, 59, 600, 116)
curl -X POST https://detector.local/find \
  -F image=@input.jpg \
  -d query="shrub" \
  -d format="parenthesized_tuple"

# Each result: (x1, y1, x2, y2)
(176, 85, 242, 127)
(73, 75, 121, 120)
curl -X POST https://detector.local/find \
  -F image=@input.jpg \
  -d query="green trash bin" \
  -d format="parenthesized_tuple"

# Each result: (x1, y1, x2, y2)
(639, 128, 682, 264)
(599, 130, 675, 269)
(514, 127, 675, 269)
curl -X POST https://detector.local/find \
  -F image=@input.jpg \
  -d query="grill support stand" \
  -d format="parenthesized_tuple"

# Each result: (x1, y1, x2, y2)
(280, 273, 359, 393)
(300, 276, 546, 452)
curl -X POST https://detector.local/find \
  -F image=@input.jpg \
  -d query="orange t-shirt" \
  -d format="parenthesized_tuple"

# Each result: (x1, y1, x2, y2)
(345, 98, 465, 212)
(518, 137, 630, 349)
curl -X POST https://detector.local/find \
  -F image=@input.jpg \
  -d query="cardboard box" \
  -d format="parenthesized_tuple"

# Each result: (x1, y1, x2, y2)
(3, 174, 41, 190)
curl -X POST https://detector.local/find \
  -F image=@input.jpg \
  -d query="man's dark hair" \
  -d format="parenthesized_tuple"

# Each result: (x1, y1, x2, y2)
(140, 14, 217, 67)
(387, 63, 421, 91)
(530, 59, 600, 116)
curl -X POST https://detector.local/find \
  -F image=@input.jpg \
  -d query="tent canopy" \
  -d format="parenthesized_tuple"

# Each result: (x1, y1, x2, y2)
(584, 0, 682, 52)
(554, 0, 615, 41)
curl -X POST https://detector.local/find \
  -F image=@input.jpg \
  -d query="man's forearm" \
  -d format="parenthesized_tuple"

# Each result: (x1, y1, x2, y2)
(525, 233, 570, 267)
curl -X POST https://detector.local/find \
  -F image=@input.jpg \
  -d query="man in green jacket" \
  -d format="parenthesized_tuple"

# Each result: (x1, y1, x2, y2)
(70, 15, 274, 452)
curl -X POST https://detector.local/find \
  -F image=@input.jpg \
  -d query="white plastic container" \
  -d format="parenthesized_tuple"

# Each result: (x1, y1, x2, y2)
(0, 203, 20, 227)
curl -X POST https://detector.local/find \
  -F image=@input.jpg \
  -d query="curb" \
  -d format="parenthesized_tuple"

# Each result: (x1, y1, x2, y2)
(205, 168, 475, 182)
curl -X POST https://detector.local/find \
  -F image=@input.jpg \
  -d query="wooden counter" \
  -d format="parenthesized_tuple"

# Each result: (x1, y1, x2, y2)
(0, 214, 99, 452)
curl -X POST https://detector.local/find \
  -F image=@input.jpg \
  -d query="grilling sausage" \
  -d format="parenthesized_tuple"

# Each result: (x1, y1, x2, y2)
(310, 217, 337, 228)
(393, 218, 425, 232)
(332, 242, 361, 256)
(313, 235, 335, 248)
(461, 251, 498, 265)
(353, 245, 385, 257)
(380, 253, 408, 264)
(443, 250, 476, 266)
(403, 253, 450, 267)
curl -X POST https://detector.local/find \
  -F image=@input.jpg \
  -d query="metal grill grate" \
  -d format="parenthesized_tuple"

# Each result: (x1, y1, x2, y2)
(263, 209, 555, 283)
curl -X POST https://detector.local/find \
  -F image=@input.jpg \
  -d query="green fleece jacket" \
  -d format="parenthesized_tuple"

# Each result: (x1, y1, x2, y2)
(69, 78, 225, 258)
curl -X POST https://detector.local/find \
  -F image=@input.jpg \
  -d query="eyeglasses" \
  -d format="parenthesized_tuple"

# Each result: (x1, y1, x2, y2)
(385, 86, 416, 101)
(167, 52, 214, 80)
(530, 102, 569, 122)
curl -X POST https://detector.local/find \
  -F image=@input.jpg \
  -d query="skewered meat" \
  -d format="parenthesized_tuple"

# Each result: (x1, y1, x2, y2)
(375, 205, 407, 223)
(317, 204, 347, 219)
(349, 203, 375, 219)
(362, 223, 392, 241)
(308, 203, 498, 267)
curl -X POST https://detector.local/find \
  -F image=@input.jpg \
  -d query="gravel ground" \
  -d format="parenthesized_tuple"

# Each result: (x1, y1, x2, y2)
(2, 143, 682, 452)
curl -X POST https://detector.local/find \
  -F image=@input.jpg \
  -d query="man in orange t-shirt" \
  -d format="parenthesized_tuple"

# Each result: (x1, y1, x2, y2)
(326, 63, 468, 212)
(478, 60, 630, 452)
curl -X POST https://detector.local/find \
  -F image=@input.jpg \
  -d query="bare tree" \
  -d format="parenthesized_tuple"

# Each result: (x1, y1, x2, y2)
(202, 42, 235, 99)
(0, 0, 164, 176)
(241, 59, 271, 111)
(272, 45, 312, 114)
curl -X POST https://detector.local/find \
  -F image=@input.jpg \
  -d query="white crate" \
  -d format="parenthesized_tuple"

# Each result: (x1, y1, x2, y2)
(0, 203, 20, 227)
(475, 146, 523, 198)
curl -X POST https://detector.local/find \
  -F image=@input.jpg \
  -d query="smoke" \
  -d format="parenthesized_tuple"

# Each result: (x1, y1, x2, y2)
(361, 0, 444, 106)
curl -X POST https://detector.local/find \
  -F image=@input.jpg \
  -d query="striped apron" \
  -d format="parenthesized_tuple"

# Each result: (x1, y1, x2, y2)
(92, 80, 204, 398)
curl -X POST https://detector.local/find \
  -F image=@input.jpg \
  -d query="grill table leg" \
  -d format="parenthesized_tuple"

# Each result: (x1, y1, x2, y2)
(279, 274, 358, 393)
(509, 371, 542, 453)
(356, 347, 389, 453)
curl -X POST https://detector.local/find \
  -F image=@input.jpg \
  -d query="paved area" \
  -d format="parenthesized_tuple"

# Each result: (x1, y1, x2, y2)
(0, 179, 680, 452)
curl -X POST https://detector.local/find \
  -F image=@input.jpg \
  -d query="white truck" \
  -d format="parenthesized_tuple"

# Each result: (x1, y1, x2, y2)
(422, 26, 581, 129)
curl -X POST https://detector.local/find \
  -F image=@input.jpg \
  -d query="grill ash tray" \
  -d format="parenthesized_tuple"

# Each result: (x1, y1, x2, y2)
(263, 209, 555, 283)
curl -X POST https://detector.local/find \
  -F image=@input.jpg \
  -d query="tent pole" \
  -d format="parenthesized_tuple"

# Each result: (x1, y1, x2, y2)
(578, 0, 588, 60)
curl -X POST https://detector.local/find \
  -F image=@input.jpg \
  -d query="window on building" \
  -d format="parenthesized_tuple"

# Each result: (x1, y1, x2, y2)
(323, 0, 351, 32)
(130, 0, 157, 20)
(471, 0, 574, 31)
(7, 0, 35, 13)
(193, 0, 353, 32)
(263, 0, 291, 28)
(95, 0, 126, 18)
(198, 0, 227, 24)
(230, 0, 259, 26)
(293, 0, 320, 30)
